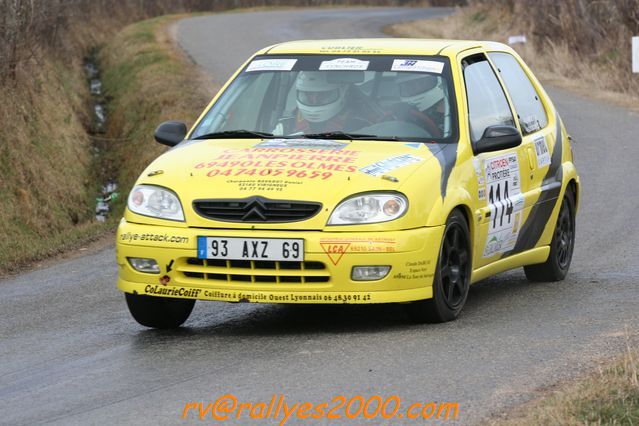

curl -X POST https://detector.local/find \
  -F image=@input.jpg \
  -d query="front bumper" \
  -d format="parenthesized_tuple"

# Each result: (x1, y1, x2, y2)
(116, 219, 444, 304)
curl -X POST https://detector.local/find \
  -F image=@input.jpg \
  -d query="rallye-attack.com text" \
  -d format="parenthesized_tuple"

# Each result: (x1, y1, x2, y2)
(182, 394, 459, 424)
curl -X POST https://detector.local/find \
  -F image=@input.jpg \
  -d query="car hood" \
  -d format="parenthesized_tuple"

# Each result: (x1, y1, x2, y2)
(130, 138, 450, 230)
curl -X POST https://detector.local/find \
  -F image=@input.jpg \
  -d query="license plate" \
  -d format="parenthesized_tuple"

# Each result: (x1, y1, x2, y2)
(197, 237, 304, 261)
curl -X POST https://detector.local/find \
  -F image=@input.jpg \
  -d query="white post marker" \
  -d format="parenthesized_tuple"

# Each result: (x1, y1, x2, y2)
(508, 35, 527, 45)
(633, 36, 639, 73)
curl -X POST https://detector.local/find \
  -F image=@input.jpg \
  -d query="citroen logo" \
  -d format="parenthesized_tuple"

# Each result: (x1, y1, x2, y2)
(241, 197, 268, 221)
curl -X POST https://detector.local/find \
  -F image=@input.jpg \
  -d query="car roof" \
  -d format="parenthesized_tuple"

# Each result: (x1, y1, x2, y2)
(259, 38, 511, 57)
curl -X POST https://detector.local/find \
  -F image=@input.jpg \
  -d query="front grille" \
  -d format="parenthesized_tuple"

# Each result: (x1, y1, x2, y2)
(193, 196, 322, 223)
(178, 258, 330, 284)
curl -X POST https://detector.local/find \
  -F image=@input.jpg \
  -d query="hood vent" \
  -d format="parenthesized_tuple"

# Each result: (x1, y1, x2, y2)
(193, 196, 322, 223)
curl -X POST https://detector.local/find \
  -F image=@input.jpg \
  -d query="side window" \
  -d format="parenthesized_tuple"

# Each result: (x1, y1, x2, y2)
(463, 54, 516, 142)
(488, 52, 548, 134)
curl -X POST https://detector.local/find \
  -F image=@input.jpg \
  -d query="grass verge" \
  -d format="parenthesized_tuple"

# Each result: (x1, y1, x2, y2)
(490, 345, 639, 425)
(0, 47, 109, 275)
(386, 5, 639, 113)
(0, 13, 212, 276)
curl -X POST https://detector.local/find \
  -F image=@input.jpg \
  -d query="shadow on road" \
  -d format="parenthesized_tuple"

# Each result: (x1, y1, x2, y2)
(126, 269, 564, 344)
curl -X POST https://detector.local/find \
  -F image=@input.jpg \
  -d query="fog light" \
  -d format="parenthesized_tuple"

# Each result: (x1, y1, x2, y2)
(351, 266, 391, 281)
(128, 257, 160, 274)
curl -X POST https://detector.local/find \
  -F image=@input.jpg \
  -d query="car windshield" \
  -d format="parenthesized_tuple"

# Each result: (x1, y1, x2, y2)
(191, 55, 458, 143)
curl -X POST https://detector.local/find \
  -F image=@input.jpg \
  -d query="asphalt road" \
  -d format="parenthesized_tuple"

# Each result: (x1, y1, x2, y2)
(2, 7, 639, 426)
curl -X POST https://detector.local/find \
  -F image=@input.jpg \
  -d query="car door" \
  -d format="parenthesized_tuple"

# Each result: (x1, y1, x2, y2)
(460, 52, 534, 268)
(486, 51, 562, 250)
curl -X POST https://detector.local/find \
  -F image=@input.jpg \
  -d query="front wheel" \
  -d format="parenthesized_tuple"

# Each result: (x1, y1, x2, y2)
(125, 293, 195, 328)
(405, 209, 471, 323)
(524, 188, 576, 282)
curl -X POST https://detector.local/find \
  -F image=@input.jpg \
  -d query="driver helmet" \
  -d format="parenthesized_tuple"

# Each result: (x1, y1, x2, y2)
(396, 73, 444, 111)
(296, 71, 347, 123)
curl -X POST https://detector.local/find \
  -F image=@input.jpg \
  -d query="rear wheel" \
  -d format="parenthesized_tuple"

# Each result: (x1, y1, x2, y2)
(524, 188, 576, 282)
(125, 293, 195, 329)
(406, 209, 471, 323)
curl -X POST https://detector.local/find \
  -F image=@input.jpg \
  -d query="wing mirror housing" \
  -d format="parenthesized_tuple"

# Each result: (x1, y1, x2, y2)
(474, 125, 522, 154)
(154, 121, 187, 147)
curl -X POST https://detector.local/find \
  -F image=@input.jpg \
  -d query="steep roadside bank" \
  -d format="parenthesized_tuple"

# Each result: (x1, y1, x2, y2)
(0, 42, 111, 274)
(0, 14, 213, 275)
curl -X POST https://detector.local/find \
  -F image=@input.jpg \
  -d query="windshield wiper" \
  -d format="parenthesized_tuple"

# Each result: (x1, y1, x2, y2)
(190, 130, 275, 140)
(299, 131, 402, 141)
(299, 131, 377, 140)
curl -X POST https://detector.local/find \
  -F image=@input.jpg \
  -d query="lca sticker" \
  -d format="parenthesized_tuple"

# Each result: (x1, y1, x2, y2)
(320, 242, 350, 265)
(319, 58, 369, 71)
(246, 59, 297, 72)
(391, 59, 444, 74)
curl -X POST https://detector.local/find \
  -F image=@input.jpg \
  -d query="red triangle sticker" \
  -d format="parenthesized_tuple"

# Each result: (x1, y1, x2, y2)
(320, 242, 351, 266)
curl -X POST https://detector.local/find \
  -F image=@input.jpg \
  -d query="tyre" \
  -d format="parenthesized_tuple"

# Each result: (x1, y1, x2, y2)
(406, 209, 471, 323)
(125, 293, 195, 329)
(524, 188, 576, 282)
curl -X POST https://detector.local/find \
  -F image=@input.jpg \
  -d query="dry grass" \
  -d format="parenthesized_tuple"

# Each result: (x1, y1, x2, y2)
(387, 5, 639, 113)
(488, 343, 639, 425)
(0, 45, 112, 273)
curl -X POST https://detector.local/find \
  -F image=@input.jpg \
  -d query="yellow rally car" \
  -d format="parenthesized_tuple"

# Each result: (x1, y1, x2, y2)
(117, 39, 579, 328)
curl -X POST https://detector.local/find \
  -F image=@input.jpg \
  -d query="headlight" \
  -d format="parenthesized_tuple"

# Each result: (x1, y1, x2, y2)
(127, 185, 184, 221)
(327, 193, 408, 225)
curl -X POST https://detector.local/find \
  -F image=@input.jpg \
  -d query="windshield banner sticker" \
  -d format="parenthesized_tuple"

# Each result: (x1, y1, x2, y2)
(482, 153, 525, 257)
(359, 154, 424, 177)
(319, 58, 369, 71)
(246, 59, 297, 72)
(391, 59, 444, 74)
(254, 139, 348, 150)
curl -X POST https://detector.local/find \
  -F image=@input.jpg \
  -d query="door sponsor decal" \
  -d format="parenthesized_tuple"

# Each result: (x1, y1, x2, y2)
(483, 153, 525, 257)
(472, 158, 486, 200)
(533, 135, 551, 168)
(504, 115, 564, 256)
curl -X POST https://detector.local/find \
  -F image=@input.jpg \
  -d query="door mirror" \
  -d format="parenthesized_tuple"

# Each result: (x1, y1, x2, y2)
(154, 121, 187, 147)
(474, 125, 522, 154)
